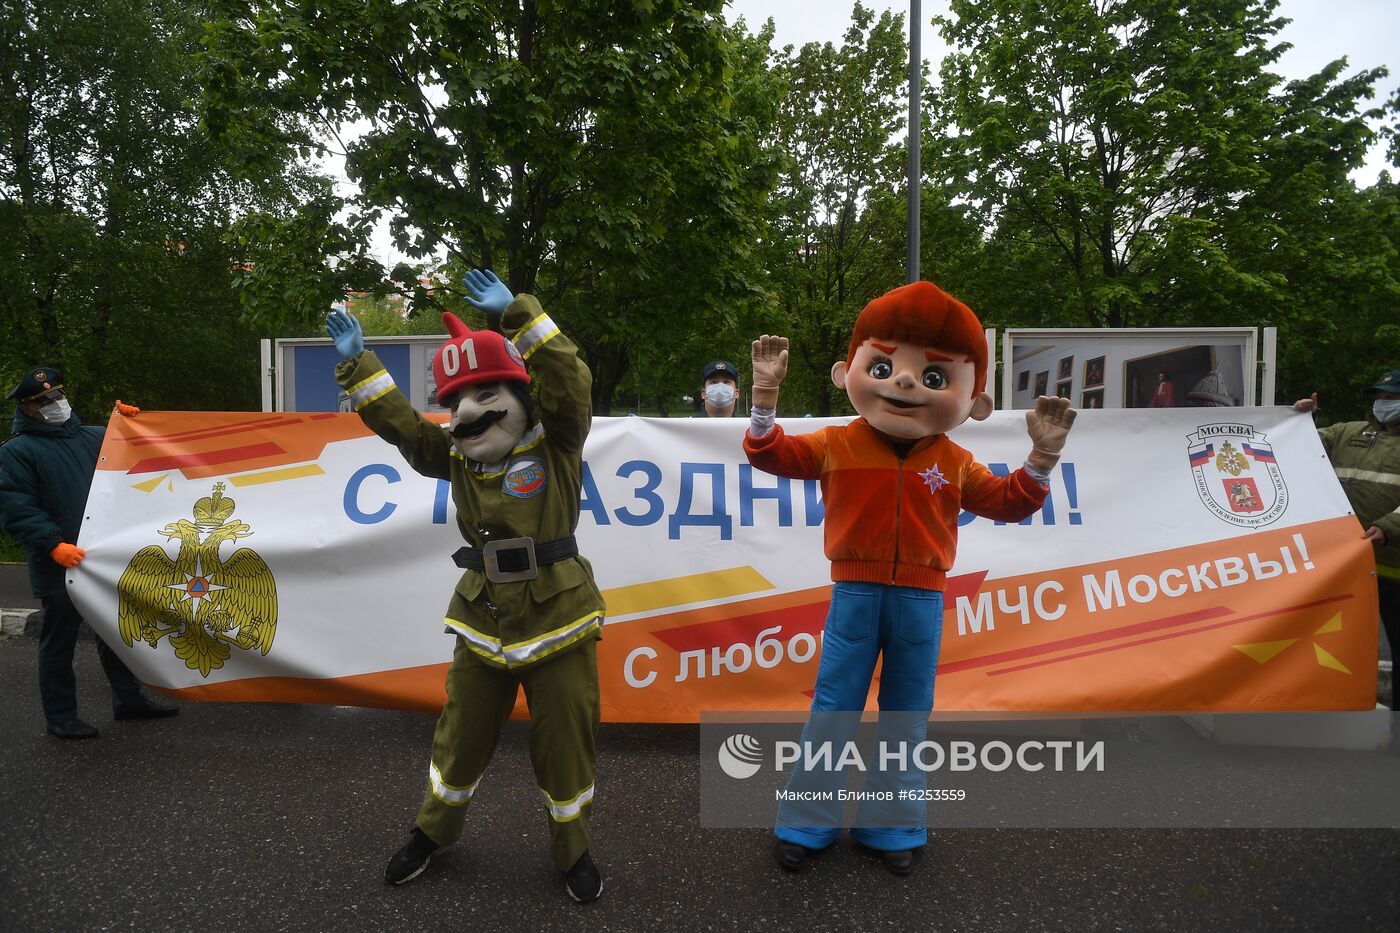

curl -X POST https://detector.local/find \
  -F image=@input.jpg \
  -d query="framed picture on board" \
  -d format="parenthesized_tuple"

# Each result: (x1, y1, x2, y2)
(1058, 357, 1073, 380)
(1017, 370, 1029, 391)
(1056, 379, 1072, 399)
(1083, 355, 1105, 388)
(1033, 371, 1049, 397)
(1081, 388, 1104, 409)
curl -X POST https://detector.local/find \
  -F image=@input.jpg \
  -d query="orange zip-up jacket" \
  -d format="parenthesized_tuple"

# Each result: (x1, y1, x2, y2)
(744, 418, 1048, 591)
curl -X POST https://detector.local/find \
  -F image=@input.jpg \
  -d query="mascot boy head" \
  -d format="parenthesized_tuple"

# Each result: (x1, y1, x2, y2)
(829, 280, 993, 441)
(433, 312, 533, 463)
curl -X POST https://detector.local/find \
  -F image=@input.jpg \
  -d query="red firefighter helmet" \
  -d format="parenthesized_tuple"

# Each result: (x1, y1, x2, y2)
(433, 312, 530, 402)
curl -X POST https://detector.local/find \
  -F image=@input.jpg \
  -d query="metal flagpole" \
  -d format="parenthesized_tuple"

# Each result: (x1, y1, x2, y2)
(906, 0, 921, 283)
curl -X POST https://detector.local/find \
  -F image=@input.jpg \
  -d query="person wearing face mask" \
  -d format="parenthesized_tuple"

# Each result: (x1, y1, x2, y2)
(327, 268, 606, 903)
(0, 366, 178, 739)
(700, 360, 740, 417)
(1295, 370, 1400, 688)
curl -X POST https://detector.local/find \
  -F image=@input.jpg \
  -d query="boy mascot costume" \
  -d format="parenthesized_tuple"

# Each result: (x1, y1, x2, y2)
(326, 269, 605, 903)
(744, 280, 1075, 875)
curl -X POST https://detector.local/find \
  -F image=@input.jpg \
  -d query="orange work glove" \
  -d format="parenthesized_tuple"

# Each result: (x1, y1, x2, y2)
(114, 400, 140, 417)
(51, 543, 86, 568)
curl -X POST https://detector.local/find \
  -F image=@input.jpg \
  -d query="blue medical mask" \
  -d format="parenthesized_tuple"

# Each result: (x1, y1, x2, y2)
(705, 383, 736, 407)
(1373, 398, 1400, 424)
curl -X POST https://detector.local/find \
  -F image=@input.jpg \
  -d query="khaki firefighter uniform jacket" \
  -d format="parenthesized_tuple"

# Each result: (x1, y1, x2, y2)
(335, 296, 604, 668)
(1320, 415, 1400, 578)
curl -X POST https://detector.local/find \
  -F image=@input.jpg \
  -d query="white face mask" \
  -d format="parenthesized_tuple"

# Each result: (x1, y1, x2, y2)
(704, 383, 736, 407)
(38, 399, 71, 424)
(1373, 399, 1400, 424)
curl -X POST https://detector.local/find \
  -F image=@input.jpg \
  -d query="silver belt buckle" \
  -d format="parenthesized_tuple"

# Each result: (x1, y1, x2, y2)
(483, 536, 538, 583)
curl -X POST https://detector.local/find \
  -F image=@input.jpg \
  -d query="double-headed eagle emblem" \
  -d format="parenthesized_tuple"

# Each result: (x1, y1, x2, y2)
(117, 483, 277, 677)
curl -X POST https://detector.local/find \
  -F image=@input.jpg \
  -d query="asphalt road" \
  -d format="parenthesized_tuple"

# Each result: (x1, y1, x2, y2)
(1, 636, 1398, 932)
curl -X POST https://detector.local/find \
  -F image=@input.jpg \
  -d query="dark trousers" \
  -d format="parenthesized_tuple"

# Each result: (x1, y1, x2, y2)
(38, 587, 144, 725)
(1381, 576, 1399, 710)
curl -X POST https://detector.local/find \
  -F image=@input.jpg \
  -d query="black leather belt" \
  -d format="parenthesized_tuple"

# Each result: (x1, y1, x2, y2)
(453, 535, 578, 583)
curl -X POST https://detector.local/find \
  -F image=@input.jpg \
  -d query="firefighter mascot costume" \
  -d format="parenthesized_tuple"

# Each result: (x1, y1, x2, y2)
(326, 268, 605, 903)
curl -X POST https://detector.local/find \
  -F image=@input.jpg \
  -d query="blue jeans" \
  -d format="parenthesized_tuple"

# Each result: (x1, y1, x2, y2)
(775, 581, 943, 852)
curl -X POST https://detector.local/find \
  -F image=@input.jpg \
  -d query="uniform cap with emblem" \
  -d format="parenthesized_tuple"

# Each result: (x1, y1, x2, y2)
(1368, 369, 1400, 394)
(6, 365, 64, 402)
(702, 360, 738, 383)
(433, 312, 530, 402)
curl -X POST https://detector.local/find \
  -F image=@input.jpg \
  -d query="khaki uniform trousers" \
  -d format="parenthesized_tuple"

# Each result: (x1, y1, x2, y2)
(415, 636, 599, 870)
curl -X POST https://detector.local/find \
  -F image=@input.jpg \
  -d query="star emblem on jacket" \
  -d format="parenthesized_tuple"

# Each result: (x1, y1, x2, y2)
(920, 464, 948, 493)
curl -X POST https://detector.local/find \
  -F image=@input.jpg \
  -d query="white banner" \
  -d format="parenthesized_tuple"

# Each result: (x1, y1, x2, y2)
(71, 408, 1377, 719)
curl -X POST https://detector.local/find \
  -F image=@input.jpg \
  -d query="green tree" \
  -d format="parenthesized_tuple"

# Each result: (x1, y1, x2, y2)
(931, 0, 1389, 335)
(752, 4, 912, 416)
(201, 0, 780, 412)
(0, 0, 329, 411)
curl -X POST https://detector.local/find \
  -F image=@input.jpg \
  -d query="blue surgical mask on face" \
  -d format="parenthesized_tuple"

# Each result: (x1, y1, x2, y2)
(705, 383, 736, 406)
(1373, 398, 1400, 425)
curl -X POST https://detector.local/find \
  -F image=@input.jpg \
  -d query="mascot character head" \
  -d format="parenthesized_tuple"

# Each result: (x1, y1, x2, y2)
(433, 312, 533, 463)
(831, 280, 994, 441)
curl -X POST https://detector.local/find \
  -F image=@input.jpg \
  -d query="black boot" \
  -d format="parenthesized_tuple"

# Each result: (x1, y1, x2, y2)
(114, 695, 179, 720)
(46, 719, 99, 739)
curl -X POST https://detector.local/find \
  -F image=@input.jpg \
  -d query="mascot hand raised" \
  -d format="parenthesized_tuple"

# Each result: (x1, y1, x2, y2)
(463, 268, 514, 324)
(1025, 396, 1076, 473)
(326, 309, 365, 360)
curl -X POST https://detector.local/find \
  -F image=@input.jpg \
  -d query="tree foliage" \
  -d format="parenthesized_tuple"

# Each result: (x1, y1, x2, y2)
(0, 0, 326, 412)
(201, 0, 781, 412)
(931, 0, 1396, 417)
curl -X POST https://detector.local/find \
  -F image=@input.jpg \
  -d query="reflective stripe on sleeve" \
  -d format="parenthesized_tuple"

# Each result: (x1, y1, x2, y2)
(1334, 467, 1400, 487)
(540, 783, 594, 822)
(347, 370, 396, 410)
(511, 313, 560, 359)
(430, 761, 482, 805)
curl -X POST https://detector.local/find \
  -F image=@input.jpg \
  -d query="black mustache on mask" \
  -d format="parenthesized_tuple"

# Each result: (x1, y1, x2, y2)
(452, 409, 509, 438)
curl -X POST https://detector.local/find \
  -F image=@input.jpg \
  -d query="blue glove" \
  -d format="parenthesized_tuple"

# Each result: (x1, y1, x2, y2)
(326, 309, 364, 360)
(463, 268, 514, 321)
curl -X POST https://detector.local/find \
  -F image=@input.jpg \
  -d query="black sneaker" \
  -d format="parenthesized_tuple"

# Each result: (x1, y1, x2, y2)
(114, 696, 179, 720)
(384, 828, 439, 885)
(774, 839, 812, 872)
(46, 719, 99, 740)
(564, 850, 603, 903)
(881, 848, 915, 876)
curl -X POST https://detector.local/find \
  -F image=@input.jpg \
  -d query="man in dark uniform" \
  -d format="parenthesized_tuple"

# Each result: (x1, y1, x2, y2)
(0, 366, 177, 738)
(700, 359, 740, 417)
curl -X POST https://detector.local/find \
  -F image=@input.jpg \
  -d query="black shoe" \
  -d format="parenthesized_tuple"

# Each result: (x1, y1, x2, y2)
(46, 719, 99, 740)
(114, 696, 179, 721)
(881, 848, 915, 876)
(385, 828, 439, 885)
(564, 850, 603, 903)
(774, 839, 812, 872)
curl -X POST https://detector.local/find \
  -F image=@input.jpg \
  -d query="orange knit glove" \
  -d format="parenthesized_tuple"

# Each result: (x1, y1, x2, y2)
(114, 400, 140, 417)
(51, 543, 86, 568)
